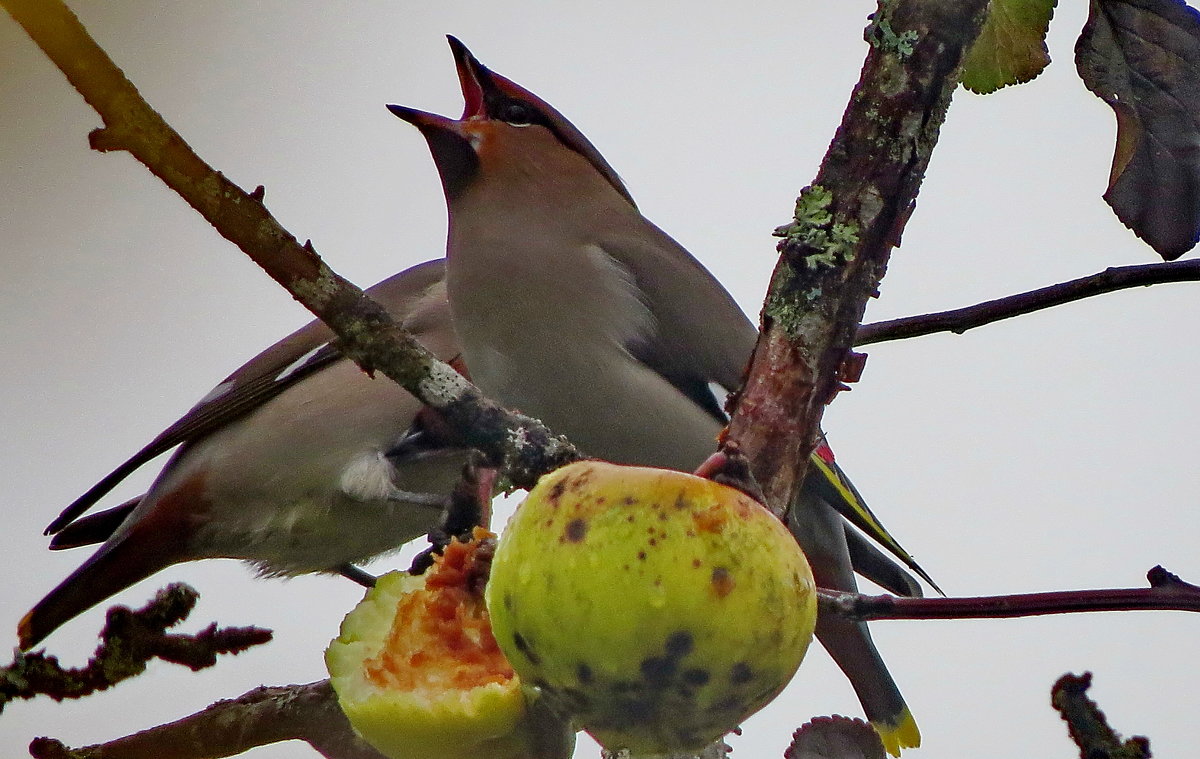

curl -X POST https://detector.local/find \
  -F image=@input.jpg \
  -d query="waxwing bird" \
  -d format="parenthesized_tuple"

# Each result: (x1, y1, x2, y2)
(19, 260, 469, 650)
(388, 37, 929, 755)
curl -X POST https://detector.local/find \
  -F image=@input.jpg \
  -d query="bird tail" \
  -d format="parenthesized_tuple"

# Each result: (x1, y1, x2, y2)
(19, 532, 172, 650)
(876, 707, 921, 757)
(790, 496, 920, 756)
(815, 611, 921, 756)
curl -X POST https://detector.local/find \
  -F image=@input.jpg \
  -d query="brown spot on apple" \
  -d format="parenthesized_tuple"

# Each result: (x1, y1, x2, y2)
(564, 518, 587, 543)
(711, 566, 734, 598)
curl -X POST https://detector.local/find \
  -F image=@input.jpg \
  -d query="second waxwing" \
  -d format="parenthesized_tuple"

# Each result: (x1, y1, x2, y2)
(388, 37, 929, 755)
(18, 260, 470, 651)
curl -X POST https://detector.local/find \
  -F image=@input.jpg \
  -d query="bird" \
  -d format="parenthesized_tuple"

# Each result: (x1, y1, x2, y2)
(387, 37, 929, 755)
(16, 256, 917, 662)
(18, 259, 471, 651)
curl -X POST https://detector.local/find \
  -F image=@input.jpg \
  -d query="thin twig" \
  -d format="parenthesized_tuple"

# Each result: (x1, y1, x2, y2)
(821, 565, 1200, 621)
(857, 259, 1200, 345)
(1, 585, 270, 712)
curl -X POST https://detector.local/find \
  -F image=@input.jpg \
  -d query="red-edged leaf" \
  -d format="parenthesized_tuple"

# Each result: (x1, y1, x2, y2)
(785, 716, 886, 759)
(962, 0, 1058, 93)
(1076, 0, 1200, 259)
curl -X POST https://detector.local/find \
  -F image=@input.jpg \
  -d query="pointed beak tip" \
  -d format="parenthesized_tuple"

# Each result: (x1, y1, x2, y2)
(445, 37, 488, 119)
(446, 35, 478, 68)
(386, 103, 459, 134)
(386, 103, 420, 124)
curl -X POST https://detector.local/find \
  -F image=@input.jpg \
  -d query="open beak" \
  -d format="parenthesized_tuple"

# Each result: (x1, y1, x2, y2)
(386, 34, 494, 132)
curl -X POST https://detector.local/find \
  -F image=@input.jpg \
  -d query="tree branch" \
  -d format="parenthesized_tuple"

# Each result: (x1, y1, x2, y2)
(1, 585, 270, 712)
(820, 565, 1200, 621)
(857, 259, 1200, 345)
(1052, 673, 1151, 759)
(27, 681, 385, 759)
(725, 0, 991, 516)
(0, 0, 577, 489)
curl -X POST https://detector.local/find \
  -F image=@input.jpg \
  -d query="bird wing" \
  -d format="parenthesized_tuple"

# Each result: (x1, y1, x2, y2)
(46, 259, 452, 535)
(811, 447, 942, 595)
(595, 223, 939, 592)
(597, 218, 756, 421)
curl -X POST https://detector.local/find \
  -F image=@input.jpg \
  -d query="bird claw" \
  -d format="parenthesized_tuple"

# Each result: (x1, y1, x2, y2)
(408, 454, 497, 575)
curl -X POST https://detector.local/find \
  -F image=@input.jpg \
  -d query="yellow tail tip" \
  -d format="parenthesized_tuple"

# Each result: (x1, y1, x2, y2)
(874, 707, 920, 756)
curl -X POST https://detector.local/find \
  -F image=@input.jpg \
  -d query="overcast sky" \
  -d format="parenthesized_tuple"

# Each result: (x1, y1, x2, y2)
(3, 3, 1198, 758)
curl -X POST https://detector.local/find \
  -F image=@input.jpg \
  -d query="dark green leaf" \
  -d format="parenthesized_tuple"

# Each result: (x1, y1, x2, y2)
(962, 0, 1058, 93)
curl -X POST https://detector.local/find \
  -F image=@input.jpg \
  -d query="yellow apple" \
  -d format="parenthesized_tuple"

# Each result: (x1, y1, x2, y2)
(485, 461, 818, 754)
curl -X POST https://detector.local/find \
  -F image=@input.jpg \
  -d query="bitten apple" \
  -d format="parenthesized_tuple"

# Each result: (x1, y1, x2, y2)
(326, 530, 574, 759)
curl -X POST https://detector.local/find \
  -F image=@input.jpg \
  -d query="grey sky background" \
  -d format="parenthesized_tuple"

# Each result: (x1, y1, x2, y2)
(2, 2, 1197, 757)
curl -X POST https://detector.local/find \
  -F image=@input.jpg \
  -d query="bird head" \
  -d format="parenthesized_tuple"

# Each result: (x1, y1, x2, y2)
(387, 36, 634, 206)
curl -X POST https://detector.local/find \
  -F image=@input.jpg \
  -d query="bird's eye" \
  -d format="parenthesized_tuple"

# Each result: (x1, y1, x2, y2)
(495, 100, 536, 127)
